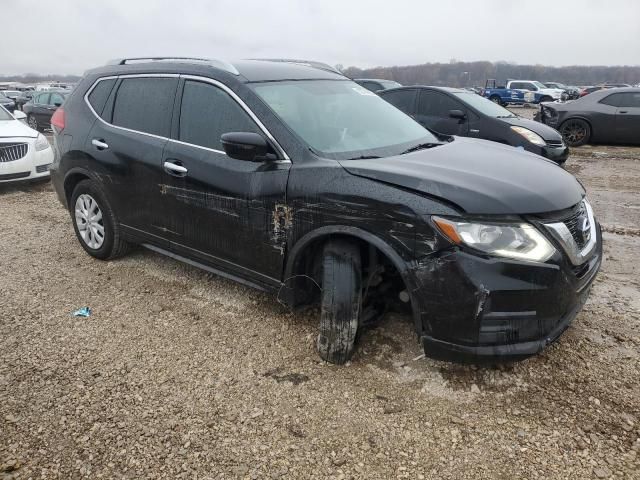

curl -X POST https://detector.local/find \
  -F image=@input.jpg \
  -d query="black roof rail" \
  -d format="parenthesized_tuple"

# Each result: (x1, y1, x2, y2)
(105, 57, 239, 75)
(250, 58, 343, 76)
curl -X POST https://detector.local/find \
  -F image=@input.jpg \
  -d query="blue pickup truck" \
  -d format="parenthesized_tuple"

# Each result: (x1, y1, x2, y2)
(483, 79, 535, 106)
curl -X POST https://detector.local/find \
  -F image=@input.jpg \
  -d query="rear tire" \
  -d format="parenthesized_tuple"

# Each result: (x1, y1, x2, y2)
(560, 119, 591, 147)
(70, 179, 130, 260)
(489, 95, 503, 105)
(317, 240, 362, 365)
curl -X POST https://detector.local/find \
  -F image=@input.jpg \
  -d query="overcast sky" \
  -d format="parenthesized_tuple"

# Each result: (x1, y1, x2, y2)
(3, 0, 639, 75)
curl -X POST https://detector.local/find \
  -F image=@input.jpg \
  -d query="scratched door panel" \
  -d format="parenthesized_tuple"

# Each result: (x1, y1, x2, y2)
(161, 141, 290, 280)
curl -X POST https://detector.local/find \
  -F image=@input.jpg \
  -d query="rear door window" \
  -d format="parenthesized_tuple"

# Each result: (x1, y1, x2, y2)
(382, 89, 417, 115)
(112, 77, 178, 137)
(178, 80, 260, 151)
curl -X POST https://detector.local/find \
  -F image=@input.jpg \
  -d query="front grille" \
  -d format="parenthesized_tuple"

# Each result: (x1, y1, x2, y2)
(35, 163, 51, 173)
(545, 140, 564, 147)
(563, 202, 588, 250)
(0, 142, 29, 162)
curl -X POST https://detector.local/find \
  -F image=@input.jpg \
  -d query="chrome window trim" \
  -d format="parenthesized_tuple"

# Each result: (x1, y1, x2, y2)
(83, 73, 291, 163)
(544, 199, 597, 266)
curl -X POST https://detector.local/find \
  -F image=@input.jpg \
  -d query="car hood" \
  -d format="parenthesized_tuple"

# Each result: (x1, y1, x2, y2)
(0, 119, 38, 138)
(339, 137, 583, 215)
(500, 116, 564, 142)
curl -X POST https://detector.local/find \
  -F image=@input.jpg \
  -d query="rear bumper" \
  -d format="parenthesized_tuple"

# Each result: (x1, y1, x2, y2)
(407, 225, 602, 362)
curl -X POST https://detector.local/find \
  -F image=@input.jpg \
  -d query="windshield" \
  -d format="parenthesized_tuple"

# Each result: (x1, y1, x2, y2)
(0, 106, 13, 121)
(452, 92, 515, 118)
(533, 81, 548, 89)
(251, 80, 438, 159)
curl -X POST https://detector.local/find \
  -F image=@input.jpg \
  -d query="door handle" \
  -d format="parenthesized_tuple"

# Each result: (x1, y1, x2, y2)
(619, 110, 628, 114)
(91, 139, 109, 150)
(163, 161, 188, 176)
(470, 129, 480, 134)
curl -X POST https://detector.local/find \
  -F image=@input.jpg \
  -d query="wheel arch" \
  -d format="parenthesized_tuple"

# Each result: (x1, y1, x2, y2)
(282, 226, 418, 324)
(63, 167, 100, 206)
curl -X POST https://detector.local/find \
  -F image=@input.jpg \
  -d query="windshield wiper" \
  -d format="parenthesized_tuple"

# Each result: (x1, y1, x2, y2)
(400, 142, 442, 155)
(496, 114, 517, 118)
(347, 155, 382, 160)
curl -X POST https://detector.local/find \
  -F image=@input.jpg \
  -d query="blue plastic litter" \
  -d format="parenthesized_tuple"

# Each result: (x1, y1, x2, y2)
(72, 307, 91, 317)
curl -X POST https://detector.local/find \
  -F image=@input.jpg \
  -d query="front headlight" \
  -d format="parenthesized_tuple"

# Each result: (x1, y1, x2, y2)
(433, 217, 556, 262)
(511, 126, 546, 146)
(35, 133, 50, 151)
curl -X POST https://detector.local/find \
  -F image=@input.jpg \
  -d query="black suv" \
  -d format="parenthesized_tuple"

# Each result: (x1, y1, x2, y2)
(50, 57, 602, 364)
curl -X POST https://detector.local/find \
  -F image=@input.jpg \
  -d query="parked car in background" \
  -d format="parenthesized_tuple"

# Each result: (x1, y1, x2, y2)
(507, 80, 566, 102)
(0, 91, 16, 113)
(483, 79, 533, 106)
(354, 78, 402, 93)
(50, 57, 600, 364)
(0, 106, 53, 183)
(536, 88, 640, 146)
(579, 86, 604, 97)
(544, 82, 580, 100)
(381, 86, 569, 164)
(22, 90, 68, 131)
(15, 90, 35, 110)
(602, 83, 631, 88)
(1, 90, 22, 102)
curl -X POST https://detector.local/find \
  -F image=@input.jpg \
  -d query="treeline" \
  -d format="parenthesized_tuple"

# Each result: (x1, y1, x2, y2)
(0, 74, 82, 84)
(342, 61, 640, 87)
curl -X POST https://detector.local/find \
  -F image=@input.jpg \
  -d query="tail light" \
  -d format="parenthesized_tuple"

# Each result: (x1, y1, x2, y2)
(50, 107, 65, 131)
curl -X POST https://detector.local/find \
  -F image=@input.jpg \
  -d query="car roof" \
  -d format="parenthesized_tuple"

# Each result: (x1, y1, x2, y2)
(382, 85, 467, 94)
(354, 78, 397, 82)
(89, 58, 346, 83)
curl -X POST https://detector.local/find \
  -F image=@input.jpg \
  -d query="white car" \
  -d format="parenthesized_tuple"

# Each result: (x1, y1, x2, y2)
(0, 107, 53, 183)
(506, 80, 565, 102)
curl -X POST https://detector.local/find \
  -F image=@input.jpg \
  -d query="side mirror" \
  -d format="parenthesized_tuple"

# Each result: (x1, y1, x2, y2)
(54, 102, 62, 107)
(13, 111, 26, 120)
(221, 132, 272, 162)
(449, 109, 466, 121)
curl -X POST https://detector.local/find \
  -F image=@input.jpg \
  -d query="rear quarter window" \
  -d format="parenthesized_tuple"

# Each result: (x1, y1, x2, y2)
(87, 78, 116, 118)
(111, 77, 178, 137)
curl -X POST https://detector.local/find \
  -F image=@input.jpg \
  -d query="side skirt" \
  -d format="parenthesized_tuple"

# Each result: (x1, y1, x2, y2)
(141, 243, 279, 293)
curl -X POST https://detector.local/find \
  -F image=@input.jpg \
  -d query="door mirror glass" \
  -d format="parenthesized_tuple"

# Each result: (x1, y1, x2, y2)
(221, 132, 271, 161)
(449, 109, 466, 120)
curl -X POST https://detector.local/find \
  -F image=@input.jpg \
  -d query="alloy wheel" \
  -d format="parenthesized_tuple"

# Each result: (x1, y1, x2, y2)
(28, 115, 38, 130)
(75, 194, 105, 249)
(561, 121, 587, 145)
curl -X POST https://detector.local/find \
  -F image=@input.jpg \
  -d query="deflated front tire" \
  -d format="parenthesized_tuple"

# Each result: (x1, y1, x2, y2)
(317, 240, 362, 364)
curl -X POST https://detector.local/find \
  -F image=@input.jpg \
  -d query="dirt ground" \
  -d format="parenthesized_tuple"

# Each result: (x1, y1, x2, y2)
(1, 120, 639, 479)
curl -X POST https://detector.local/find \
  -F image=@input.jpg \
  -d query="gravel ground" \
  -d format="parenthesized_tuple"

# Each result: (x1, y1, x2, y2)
(1, 125, 639, 479)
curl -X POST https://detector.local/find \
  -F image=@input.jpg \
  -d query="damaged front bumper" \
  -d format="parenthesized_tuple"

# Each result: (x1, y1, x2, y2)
(408, 225, 602, 362)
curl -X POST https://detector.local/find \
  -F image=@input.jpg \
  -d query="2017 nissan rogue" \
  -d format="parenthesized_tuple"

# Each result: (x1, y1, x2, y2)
(50, 57, 602, 364)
